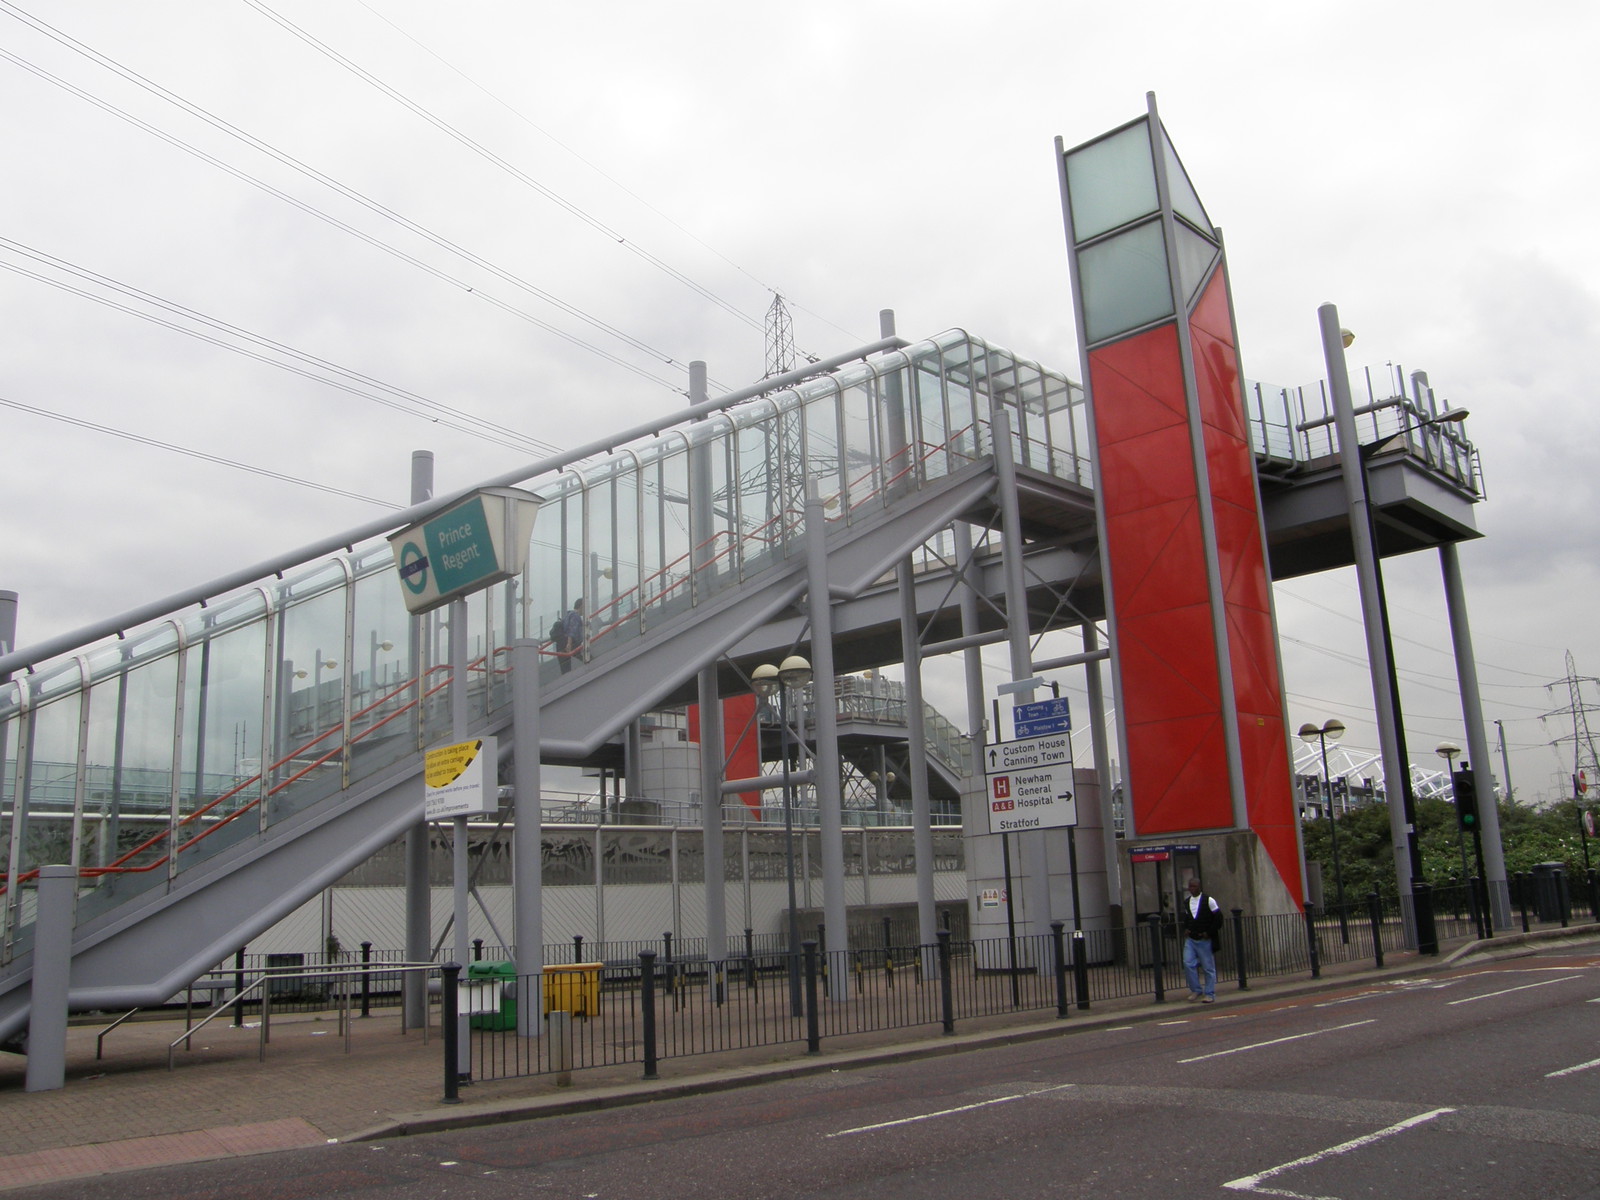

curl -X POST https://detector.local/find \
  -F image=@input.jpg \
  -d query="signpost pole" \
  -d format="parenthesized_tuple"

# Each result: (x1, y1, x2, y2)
(449, 598, 471, 1083)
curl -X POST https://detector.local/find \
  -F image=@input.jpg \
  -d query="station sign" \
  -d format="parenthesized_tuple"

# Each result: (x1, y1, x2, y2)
(982, 732, 1077, 834)
(388, 487, 540, 615)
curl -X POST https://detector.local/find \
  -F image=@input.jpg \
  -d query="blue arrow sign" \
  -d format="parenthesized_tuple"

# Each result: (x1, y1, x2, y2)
(1013, 697, 1070, 738)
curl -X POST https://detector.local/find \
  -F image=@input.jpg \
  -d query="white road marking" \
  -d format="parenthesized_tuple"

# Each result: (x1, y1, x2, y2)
(1314, 991, 1383, 1007)
(1547, 1055, 1600, 1078)
(826, 1083, 1075, 1137)
(1447, 976, 1579, 1005)
(1178, 1020, 1374, 1064)
(1222, 1107, 1454, 1197)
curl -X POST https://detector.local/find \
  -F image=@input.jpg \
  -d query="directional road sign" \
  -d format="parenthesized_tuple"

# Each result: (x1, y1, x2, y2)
(1013, 696, 1071, 739)
(982, 732, 1077, 834)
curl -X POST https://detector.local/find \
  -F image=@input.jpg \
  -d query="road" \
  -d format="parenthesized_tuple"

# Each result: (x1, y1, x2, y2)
(17, 945, 1600, 1199)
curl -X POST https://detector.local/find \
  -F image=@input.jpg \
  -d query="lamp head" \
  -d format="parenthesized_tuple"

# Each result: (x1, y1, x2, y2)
(751, 662, 779, 698)
(1297, 723, 1320, 744)
(1435, 740, 1462, 760)
(1322, 719, 1345, 742)
(1340, 328, 1355, 349)
(779, 654, 812, 688)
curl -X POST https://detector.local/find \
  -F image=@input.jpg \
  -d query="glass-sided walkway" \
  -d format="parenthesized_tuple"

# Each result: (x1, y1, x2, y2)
(0, 327, 1480, 978)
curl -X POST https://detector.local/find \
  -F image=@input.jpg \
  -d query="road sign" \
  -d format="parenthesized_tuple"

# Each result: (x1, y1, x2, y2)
(1578, 769, 1588, 796)
(1013, 696, 1071, 738)
(983, 733, 1076, 834)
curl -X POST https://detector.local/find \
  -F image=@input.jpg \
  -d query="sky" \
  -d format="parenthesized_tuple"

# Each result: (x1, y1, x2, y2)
(3, 1, 1597, 809)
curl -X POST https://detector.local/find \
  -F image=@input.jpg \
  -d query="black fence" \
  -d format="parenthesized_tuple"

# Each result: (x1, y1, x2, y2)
(459, 893, 1513, 1085)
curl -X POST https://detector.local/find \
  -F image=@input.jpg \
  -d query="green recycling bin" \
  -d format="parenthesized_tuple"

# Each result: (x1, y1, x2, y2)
(466, 960, 518, 1031)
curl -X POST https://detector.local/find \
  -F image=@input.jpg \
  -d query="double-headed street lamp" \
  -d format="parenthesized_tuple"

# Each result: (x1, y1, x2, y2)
(1299, 719, 1349, 943)
(752, 654, 812, 1016)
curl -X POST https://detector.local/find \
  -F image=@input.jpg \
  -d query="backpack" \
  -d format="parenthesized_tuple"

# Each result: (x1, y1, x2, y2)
(548, 616, 566, 648)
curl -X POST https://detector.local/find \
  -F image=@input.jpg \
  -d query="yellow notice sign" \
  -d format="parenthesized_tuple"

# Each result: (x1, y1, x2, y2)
(423, 736, 496, 819)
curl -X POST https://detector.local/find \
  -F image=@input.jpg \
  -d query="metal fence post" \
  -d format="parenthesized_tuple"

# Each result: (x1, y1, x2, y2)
(441, 963, 461, 1104)
(1072, 930, 1091, 1010)
(1367, 892, 1384, 969)
(639, 950, 658, 1081)
(937, 929, 954, 1035)
(360, 942, 373, 1018)
(573, 934, 585, 963)
(745, 927, 757, 990)
(233, 948, 246, 1028)
(1230, 909, 1248, 990)
(1516, 873, 1530, 932)
(473, 938, 484, 962)
(803, 940, 821, 1055)
(1559, 868, 1571, 927)
(1304, 905, 1321, 979)
(1147, 915, 1165, 1003)
(1050, 921, 1069, 1018)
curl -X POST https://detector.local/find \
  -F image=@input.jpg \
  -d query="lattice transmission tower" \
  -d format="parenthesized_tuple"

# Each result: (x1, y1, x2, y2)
(1541, 650, 1600, 800)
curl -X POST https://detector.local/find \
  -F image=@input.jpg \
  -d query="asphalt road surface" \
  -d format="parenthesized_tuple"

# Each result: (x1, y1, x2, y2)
(18, 945, 1600, 1200)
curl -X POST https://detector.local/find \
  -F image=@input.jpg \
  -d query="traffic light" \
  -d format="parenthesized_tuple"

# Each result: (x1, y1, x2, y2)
(1452, 768, 1479, 832)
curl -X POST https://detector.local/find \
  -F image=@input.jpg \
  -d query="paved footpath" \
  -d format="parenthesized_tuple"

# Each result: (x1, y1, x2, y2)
(2, 927, 1594, 1192)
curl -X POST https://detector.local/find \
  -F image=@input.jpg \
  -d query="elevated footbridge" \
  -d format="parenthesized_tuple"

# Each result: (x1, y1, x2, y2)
(0, 326, 1480, 1047)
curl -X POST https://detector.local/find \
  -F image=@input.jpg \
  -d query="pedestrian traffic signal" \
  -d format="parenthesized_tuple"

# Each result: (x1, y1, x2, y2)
(1452, 768, 1479, 832)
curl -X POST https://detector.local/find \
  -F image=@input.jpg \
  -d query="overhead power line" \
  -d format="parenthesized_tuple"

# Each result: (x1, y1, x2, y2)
(0, 396, 398, 508)
(350, 0, 859, 352)
(240, 0, 765, 336)
(0, 9, 685, 390)
(0, 237, 562, 456)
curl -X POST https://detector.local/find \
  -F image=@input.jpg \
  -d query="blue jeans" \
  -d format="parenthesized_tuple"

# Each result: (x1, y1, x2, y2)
(1183, 936, 1216, 998)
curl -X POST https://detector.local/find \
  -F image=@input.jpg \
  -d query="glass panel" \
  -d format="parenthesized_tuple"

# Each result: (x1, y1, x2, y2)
(802, 384, 842, 513)
(1174, 221, 1218, 308)
(1078, 220, 1174, 344)
(1065, 120, 1157, 242)
(271, 577, 348, 825)
(838, 373, 877, 518)
(1160, 122, 1211, 233)
(73, 651, 179, 923)
(171, 615, 269, 874)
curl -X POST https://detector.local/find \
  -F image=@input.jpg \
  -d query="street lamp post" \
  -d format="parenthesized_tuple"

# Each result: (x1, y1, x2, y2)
(1299, 719, 1350, 943)
(753, 654, 812, 1017)
(1436, 740, 1484, 938)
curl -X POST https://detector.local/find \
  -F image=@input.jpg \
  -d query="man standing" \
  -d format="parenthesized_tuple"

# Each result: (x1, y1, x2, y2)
(1181, 876, 1222, 1003)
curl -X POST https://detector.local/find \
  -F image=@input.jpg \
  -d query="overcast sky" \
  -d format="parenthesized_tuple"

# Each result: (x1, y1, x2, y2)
(3, 1, 1597, 808)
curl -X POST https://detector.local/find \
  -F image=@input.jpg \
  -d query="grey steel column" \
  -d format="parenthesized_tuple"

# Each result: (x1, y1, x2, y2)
(511, 638, 544, 1036)
(404, 451, 433, 1026)
(1320, 304, 1416, 908)
(25, 865, 74, 1092)
(991, 408, 1053, 937)
(880, 307, 934, 944)
(698, 664, 726, 962)
(803, 480, 848, 998)
(1440, 542, 1510, 927)
(955, 522, 990, 853)
(898, 559, 937, 947)
(1083, 623, 1122, 911)
(687, 360, 728, 963)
